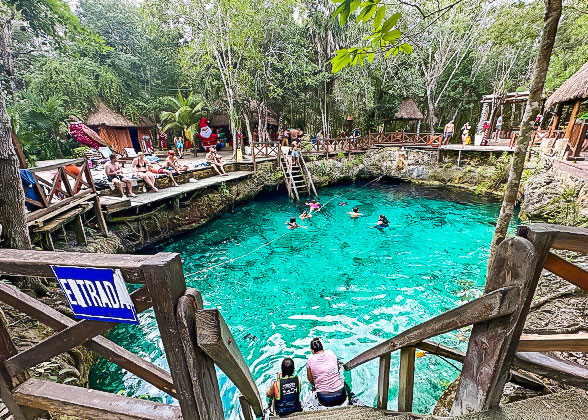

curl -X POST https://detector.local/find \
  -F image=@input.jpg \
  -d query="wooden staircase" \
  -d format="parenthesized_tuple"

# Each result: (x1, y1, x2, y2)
(278, 151, 318, 201)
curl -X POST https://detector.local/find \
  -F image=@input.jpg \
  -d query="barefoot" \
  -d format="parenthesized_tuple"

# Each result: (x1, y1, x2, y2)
(173, 183, 179, 187)
(151, 187, 159, 192)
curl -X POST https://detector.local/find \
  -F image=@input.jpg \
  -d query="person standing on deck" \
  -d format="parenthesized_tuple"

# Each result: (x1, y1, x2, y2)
(494, 114, 503, 142)
(266, 358, 303, 417)
(306, 338, 347, 407)
(461, 122, 472, 146)
(290, 127, 299, 145)
(175, 136, 184, 158)
(443, 120, 454, 145)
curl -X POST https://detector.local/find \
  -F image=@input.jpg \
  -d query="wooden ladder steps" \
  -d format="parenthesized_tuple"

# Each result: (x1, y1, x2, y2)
(12, 378, 182, 420)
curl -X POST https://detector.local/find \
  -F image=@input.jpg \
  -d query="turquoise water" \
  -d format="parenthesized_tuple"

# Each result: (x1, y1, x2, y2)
(90, 183, 517, 418)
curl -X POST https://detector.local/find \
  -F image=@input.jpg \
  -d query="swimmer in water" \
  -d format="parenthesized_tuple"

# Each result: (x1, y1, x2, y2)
(306, 199, 321, 215)
(338, 201, 347, 206)
(372, 214, 389, 229)
(346, 206, 364, 219)
(300, 210, 312, 220)
(286, 217, 307, 230)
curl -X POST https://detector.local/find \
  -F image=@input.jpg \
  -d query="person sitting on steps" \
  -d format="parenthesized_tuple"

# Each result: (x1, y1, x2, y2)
(266, 358, 303, 417)
(307, 338, 347, 407)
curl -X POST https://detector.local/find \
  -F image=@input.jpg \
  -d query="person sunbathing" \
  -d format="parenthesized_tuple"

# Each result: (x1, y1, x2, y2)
(165, 151, 188, 172)
(132, 152, 158, 192)
(104, 154, 136, 198)
(149, 162, 179, 187)
(206, 149, 227, 176)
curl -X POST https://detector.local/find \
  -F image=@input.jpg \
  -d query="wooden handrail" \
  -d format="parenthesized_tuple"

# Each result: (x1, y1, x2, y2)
(518, 333, 588, 352)
(518, 224, 588, 254)
(344, 286, 520, 370)
(543, 252, 588, 291)
(299, 154, 318, 199)
(195, 309, 263, 417)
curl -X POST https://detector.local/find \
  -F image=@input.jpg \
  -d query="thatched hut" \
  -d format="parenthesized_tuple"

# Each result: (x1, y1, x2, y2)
(86, 102, 152, 154)
(545, 61, 588, 158)
(391, 99, 423, 132)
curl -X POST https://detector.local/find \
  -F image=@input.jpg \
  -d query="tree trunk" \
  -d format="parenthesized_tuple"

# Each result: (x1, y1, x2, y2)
(0, 11, 17, 99)
(0, 76, 31, 250)
(488, 0, 562, 263)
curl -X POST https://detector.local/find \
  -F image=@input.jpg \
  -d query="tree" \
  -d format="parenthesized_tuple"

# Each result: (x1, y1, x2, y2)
(160, 91, 204, 155)
(489, 0, 562, 261)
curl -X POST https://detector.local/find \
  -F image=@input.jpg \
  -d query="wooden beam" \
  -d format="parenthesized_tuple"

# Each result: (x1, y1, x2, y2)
(344, 286, 519, 370)
(195, 308, 263, 417)
(176, 291, 223, 420)
(29, 158, 85, 173)
(543, 252, 588, 291)
(376, 353, 390, 409)
(0, 282, 176, 398)
(514, 352, 588, 390)
(563, 99, 581, 139)
(142, 253, 200, 420)
(239, 395, 254, 420)
(4, 287, 151, 377)
(0, 249, 151, 283)
(548, 103, 563, 137)
(26, 190, 94, 224)
(13, 378, 182, 420)
(519, 224, 588, 254)
(451, 235, 546, 416)
(398, 346, 415, 413)
(72, 213, 87, 245)
(518, 333, 588, 352)
(11, 131, 27, 169)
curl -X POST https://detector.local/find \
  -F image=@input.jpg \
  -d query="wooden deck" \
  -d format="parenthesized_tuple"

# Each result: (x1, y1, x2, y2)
(102, 171, 252, 214)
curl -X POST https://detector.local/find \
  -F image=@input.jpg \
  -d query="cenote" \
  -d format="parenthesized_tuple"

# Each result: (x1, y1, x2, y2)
(90, 182, 518, 418)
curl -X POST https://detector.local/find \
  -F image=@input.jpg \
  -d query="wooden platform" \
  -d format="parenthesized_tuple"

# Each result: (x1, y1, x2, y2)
(106, 171, 252, 214)
(403, 144, 514, 153)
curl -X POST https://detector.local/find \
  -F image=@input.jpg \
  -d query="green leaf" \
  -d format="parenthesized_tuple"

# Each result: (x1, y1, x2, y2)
(373, 6, 386, 29)
(381, 12, 402, 33)
(357, 4, 376, 23)
(382, 29, 401, 42)
(368, 52, 375, 63)
(400, 42, 413, 54)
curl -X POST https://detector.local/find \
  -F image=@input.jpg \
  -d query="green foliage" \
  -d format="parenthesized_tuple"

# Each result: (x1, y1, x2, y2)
(474, 153, 511, 194)
(539, 188, 584, 226)
(160, 91, 204, 143)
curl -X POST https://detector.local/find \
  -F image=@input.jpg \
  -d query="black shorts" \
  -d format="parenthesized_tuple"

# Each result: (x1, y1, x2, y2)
(107, 174, 124, 182)
(317, 387, 346, 407)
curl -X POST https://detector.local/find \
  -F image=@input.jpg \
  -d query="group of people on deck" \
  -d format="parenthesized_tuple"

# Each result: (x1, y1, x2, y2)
(266, 338, 347, 416)
(286, 201, 389, 230)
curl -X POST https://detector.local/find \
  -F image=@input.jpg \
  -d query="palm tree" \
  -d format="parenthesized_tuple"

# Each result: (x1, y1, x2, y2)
(160, 91, 204, 156)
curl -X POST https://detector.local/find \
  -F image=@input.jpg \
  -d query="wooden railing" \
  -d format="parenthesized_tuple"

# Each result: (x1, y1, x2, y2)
(367, 132, 443, 146)
(299, 154, 318, 199)
(0, 250, 262, 420)
(345, 223, 588, 416)
(309, 137, 373, 154)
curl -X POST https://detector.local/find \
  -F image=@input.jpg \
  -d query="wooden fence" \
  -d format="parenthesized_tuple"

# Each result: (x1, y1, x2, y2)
(367, 132, 444, 146)
(0, 250, 262, 420)
(345, 223, 588, 415)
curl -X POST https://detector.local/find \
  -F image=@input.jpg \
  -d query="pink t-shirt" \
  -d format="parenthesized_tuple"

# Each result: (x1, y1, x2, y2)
(307, 350, 343, 393)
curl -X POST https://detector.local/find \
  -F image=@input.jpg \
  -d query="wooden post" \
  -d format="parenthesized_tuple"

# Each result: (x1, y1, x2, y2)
(451, 233, 553, 415)
(564, 99, 581, 139)
(84, 161, 109, 235)
(398, 346, 415, 412)
(11, 131, 27, 169)
(548, 103, 563, 137)
(142, 253, 200, 420)
(376, 353, 390, 409)
(72, 214, 87, 246)
(239, 395, 254, 420)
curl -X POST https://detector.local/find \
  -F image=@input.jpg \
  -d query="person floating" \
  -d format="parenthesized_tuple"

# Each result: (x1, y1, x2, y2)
(306, 338, 347, 407)
(266, 358, 303, 417)
(299, 210, 312, 220)
(373, 214, 389, 229)
(104, 154, 137, 198)
(286, 217, 306, 230)
(306, 199, 320, 215)
(346, 206, 363, 219)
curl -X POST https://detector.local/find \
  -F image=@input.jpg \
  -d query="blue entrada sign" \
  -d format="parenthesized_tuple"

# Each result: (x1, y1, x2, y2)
(51, 266, 139, 324)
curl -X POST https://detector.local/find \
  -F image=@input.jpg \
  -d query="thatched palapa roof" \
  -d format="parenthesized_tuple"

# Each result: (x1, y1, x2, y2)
(545, 61, 588, 109)
(137, 116, 155, 127)
(210, 101, 278, 127)
(86, 101, 135, 127)
(394, 99, 423, 120)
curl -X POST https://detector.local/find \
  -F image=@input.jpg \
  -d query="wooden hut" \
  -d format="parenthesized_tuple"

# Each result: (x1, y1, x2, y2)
(86, 102, 143, 154)
(392, 99, 423, 132)
(545, 61, 588, 158)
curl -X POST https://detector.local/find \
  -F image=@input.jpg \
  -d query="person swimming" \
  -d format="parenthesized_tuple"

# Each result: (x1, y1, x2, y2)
(300, 210, 312, 220)
(286, 217, 307, 230)
(346, 206, 364, 219)
(373, 214, 389, 229)
(338, 202, 347, 206)
(306, 199, 321, 214)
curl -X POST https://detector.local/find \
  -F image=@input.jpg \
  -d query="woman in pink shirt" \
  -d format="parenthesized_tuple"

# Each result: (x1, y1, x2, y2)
(306, 338, 347, 407)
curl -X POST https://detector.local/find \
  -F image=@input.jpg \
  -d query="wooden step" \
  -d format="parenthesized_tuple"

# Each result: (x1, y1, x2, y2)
(13, 378, 182, 420)
(32, 204, 91, 233)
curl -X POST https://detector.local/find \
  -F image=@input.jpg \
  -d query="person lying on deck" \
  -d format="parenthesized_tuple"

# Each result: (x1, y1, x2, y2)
(307, 338, 347, 407)
(164, 151, 188, 173)
(104, 154, 137, 198)
(346, 207, 363, 219)
(266, 358, 303, 417)
(148, 162, 179, 187)
(132, 152, 158, 192)
(206, 149, 227, 176)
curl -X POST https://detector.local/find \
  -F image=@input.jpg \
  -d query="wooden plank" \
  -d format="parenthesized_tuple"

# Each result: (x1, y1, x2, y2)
(518, 333, 588, 352)
(0, 249, 150, 283)
(376, 353, 390, 409)
(344, 286, 519, 370)
(142, 253, 200, 420)
(32, 205, 88, 234)
(514, 352, 588, 390)
(195, 308, 263, 417)
(176, 291, 222, 420)
(26, 190, 94, 224)
(72, 213, 87, 245)
(543, 252, 588, 291)
(520, 224, 588, 254)
(416, 340, 544, 391)
(4, 287, 151, 377)
(452, 234, 551, 416)
(13, 378, 182, 420)
(239, 395, 254, 420)
(29, 158, 85, 173)
(398, 346, 415, 413)
(0, 282, 176, 398)
(563, 99, 581, 139)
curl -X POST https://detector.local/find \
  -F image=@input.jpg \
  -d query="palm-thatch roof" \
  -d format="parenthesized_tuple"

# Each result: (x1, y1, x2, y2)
(545, 61, 588, 109)
(394, 99, 423, 120)
(210, 101, 278, 127)
(86, 101, 135, 127)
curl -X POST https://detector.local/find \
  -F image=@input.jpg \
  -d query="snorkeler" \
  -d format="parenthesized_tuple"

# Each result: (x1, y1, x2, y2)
(286, 217, 307, 230)
(346, 206, 363, 219)
(306, 199, 321, 214)
(372, 215, 389, 229)
(300, 210, 312, 220)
